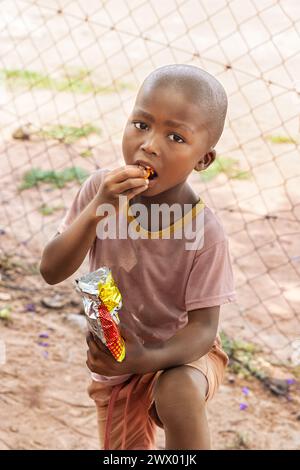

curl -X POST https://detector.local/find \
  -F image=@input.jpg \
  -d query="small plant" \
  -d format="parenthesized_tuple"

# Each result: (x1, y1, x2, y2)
(19, 167, 89, 190)
(37, 124, 100, 144)
(291, 365, 300, 379)
(220, 331, 265, 380)
(1, 68, 134, 94)
(0, 307, 11, 321)
(226, 431, 250, 450)
(266, 134, 298, 144)
(1, 69, 53, 89)
(38, 204, 64, 216)
(199, 156, 251, 182)
(79, 148, 93, 158)
(221, 331, 257, 357)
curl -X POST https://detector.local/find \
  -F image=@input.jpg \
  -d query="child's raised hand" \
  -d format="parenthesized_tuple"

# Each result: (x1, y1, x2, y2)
(86, 326, 149, 376)
(94, 165, 149, 211)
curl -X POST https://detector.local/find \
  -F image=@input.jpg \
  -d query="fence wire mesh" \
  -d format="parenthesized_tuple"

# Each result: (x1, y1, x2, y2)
(0, 0, 299, 369)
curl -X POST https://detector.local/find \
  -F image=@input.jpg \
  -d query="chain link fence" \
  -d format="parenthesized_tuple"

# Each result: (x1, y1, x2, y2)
(0, 0, 299, 370)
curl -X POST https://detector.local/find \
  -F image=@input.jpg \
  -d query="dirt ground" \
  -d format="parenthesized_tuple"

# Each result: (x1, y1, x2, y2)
(0, 0, 300, 450)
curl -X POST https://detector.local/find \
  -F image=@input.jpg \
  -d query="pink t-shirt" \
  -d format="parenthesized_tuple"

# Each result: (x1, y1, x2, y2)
(57, 168, 236, 385)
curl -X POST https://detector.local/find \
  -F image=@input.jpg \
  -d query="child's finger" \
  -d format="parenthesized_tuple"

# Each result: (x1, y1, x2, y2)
(86, 332, 109, 356)
(116, 177, 149, 195)
(111, 165, 147, 184)
(121, 165, 148, 179)
(126, 182, 150, 200)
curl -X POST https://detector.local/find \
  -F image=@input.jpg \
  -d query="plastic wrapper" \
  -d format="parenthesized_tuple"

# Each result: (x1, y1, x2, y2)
(75, 267, 126, 362)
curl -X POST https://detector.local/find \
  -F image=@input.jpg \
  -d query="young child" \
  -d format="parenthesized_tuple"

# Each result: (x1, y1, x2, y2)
(40, 64, 236, 450)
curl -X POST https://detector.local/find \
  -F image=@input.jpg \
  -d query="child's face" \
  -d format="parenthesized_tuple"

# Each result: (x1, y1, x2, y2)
(122, 85, 211, 197)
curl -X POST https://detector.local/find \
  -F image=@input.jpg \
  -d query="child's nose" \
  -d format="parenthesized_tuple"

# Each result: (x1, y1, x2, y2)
(141, 136, 159, 156)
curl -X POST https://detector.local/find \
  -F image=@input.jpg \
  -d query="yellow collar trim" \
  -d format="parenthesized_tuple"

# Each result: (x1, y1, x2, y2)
(126, 198, 205, 238)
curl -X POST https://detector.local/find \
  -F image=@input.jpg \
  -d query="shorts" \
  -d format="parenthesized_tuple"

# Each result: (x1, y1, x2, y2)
(88, 338, 228, 450)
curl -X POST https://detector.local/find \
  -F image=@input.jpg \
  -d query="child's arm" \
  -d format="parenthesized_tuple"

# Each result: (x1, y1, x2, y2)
(144, 306, 220, 372)
(86, 306, 220, 377)
(40, 165, 149, 285)
(40, 196, 105, 284)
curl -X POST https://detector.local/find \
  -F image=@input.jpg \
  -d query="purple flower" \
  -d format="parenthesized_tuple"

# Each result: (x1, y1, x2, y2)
(239, 403, 248, 411)
(286, 378, 296, 385)
(242, 387, 250, 396)
(39, 333, 49, 339)
(25, 303, 36, 312)
(42, 351, 49, 359)
(38, 342, 49, 347)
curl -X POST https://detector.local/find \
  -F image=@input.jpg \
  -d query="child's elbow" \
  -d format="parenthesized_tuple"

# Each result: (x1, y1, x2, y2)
(39, 259, 58, 285)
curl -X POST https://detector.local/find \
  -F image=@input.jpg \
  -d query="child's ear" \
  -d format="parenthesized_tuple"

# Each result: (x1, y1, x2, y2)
(194, 149, 216, 171)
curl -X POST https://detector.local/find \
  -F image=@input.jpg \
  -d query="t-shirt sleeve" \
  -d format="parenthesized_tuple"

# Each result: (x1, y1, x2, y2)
(185, 239, 236, 311)
(56, 171, 102, 234)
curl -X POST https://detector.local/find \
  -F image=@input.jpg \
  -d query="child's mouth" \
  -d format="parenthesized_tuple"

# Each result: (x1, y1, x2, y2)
(146, 167, 158, 180)
(136, 162, 159, 181)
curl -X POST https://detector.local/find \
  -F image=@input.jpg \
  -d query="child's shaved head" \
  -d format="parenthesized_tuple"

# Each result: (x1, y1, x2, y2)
(137, 64, 228, 148)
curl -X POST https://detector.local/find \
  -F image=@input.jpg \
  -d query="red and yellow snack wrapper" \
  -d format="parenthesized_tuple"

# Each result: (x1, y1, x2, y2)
(75, 267, 126, 362)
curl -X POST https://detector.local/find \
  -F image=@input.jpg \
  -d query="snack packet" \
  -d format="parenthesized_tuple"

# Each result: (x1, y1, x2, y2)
(75, 267, 126, 362)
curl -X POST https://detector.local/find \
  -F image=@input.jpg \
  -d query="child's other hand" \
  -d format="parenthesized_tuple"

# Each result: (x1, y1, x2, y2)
(86, 326, 149, 376)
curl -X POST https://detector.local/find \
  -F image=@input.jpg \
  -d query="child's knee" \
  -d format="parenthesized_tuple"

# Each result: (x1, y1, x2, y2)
(153, 365, 207, 426)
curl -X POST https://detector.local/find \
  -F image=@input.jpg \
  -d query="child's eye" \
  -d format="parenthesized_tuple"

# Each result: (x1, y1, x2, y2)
(133, 121, 148, 131)
(133, 122, 184, 143)
(169, 134, 184, 144)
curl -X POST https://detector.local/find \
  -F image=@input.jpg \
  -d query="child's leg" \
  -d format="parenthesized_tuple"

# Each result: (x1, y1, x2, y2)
(152, 365, 210, 449)
(88, 373, 161, 450)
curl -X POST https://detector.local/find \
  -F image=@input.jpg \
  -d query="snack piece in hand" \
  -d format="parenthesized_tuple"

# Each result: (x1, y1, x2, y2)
(143, 166, 156, 180)
(75, 267, 126, 362)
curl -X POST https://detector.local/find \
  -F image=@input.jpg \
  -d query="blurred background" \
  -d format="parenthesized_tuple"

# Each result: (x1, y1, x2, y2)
(0, 0, 299, 449)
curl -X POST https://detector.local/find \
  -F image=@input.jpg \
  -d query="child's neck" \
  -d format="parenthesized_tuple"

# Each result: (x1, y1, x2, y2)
(130, 182, 200, 231)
